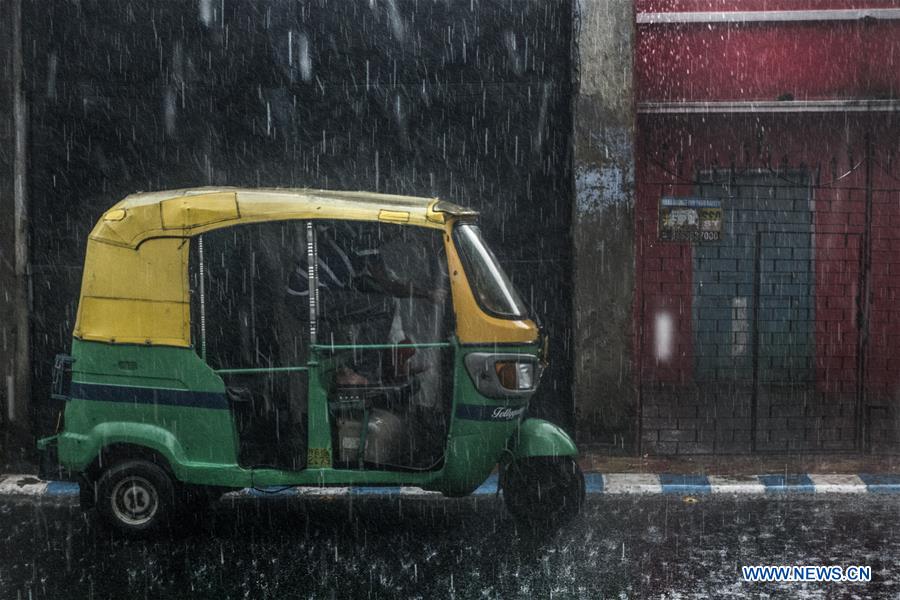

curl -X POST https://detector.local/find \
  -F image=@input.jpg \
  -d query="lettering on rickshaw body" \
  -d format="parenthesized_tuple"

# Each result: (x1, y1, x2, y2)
(492, 406, 526, 421)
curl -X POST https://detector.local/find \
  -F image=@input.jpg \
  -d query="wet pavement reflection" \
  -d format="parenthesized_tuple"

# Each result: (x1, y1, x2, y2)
(1, 494, 898, 598)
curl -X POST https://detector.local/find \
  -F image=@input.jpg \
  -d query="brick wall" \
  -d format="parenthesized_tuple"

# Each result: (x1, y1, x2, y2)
(635, 240, 693, 385)
(636, 113, 900, 455)
(641, 383, 752, 454)
(633, 0, 900, 454)
(693, 174, 815, 385)
(641, 384, 859, 454)
(861, 172, 900, 451)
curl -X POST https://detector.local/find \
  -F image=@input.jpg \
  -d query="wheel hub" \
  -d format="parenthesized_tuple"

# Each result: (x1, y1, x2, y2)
(111, 476, 159, 526)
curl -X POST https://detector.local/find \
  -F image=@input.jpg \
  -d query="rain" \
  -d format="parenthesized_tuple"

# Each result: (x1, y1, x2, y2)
(1, 0, 900, 597)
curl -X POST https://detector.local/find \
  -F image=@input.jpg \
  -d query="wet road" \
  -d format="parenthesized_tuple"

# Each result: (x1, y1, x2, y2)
(1, 493, 898, 598)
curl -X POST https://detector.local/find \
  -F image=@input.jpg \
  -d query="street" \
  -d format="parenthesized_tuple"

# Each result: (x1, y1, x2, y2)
(2, 493, 898, 598)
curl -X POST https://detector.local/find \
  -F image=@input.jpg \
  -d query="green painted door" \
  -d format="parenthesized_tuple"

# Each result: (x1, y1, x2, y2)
(693, 173, 815, 385)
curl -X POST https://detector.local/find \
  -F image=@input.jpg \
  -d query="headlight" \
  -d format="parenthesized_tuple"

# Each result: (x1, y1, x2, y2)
(464, 352, 541, 399)
(494, 361, 534, 391)
(516, 362, 534, 389)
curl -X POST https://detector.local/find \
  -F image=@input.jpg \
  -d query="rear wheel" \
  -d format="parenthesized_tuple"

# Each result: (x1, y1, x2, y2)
(501, 456, 585, 529)
(95, 460, 175, 537)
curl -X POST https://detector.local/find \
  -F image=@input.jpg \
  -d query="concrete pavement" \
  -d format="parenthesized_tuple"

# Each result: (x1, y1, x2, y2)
(4, 471, 900, 500)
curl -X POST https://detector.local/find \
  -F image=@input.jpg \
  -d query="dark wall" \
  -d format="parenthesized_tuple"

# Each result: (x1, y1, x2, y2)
(23, 0, 574, 434)
(0, 0, 16, 443)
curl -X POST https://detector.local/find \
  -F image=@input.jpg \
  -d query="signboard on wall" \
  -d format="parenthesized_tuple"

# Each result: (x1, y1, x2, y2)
(659, 197, 723, 242)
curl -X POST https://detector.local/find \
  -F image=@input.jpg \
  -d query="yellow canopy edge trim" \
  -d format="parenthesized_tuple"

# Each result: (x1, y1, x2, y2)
(89, 188, 460, 248)
(161, 192, 239, 230)
(378, 209, 410, 223)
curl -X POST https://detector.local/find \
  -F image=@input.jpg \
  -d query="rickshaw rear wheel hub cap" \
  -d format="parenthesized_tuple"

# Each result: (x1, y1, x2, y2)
(111, 476, 159, 526)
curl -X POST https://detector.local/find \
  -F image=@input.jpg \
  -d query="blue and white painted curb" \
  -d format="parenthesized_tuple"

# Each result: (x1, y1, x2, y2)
(4, 473, 900, 500)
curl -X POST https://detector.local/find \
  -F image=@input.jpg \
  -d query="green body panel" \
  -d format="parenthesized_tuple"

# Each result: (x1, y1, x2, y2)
(70, 338, 225, 391)
(429, 344, 529, 495)
(506, 418, 578, 460)
(57, 338, 572, 496)
(58, 413, 251, 487)
(58, 339, 244, 486)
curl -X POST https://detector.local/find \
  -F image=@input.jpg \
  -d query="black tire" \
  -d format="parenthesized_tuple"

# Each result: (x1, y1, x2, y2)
(95, 459, 175, 537)
(502, 456, 585, 529)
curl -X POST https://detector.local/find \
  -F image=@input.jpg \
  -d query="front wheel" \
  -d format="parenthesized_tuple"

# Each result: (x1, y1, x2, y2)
(95, 460, 175, 537)
(501, 456, 585, 529)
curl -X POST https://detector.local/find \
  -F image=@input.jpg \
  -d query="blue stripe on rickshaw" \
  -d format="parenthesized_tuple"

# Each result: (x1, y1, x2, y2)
(69, 382, 228, 409)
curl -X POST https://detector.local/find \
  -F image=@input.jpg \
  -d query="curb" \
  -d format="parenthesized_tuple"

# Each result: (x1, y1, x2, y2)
(3, 473, 900, 500)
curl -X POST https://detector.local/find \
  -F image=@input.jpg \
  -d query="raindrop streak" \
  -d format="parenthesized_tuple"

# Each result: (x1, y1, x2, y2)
(298, 33, 312, 82)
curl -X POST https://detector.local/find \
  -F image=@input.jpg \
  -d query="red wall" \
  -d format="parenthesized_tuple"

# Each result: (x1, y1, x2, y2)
(635, 1, 900, 404)
(864, 151, 900, 396)
(636, 1, 900, 102)
(635, 113, 900, 399)
(639, 1, 900, 11)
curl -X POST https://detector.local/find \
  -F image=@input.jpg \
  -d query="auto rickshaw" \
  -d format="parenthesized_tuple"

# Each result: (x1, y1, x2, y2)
(37, 187, 584, 536)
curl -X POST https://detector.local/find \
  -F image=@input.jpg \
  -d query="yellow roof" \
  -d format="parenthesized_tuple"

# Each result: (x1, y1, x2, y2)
(90, 187, 476, 248)
(74, 187, 536, 348)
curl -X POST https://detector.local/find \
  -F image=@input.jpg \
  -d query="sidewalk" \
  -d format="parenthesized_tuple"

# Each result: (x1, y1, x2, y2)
(577, 450, 900, 476)
(4, 450, 900, 500)
(3, 469, 900, 500)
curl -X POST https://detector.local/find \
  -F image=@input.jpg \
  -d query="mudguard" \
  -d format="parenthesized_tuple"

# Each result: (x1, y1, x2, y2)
(506, 418, 578, 460)
(57, 422, 185, 474)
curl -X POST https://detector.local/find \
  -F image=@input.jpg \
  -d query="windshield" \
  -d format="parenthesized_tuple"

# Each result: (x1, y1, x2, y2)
(453, 223, 527, 319)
